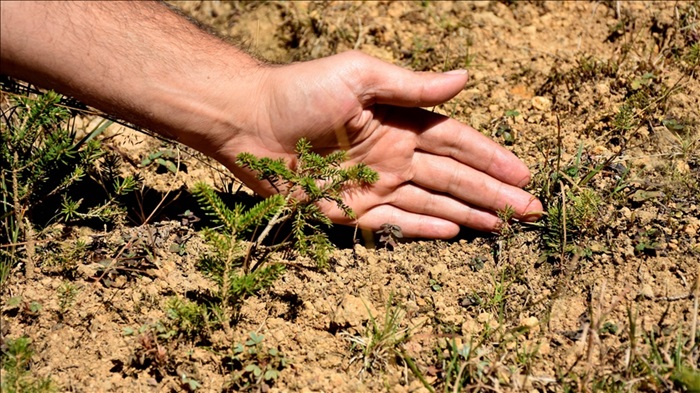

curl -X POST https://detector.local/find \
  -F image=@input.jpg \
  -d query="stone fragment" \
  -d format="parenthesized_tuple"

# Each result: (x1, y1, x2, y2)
(531, 96, 552, 111)
(331, 294, 377, 328)
(638, 284, 654, 299)
(595, 83, 610, 96)
(520, 316, 540, 334)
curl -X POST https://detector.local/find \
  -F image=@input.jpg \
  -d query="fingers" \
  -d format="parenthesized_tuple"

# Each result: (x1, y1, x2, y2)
(338, 51, 469, 108)
(410, 152, 543, 220)
(390, 184, 502, 232)
(382, 106, 532, 188)
(415, 115, 533, 188)
(353, 182, 541, 238)
(356, 205, 461, 239)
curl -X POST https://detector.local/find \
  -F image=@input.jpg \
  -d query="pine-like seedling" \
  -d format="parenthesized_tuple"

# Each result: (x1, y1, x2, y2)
(1, 91, 135, 280)
(192, 138, 378, 330)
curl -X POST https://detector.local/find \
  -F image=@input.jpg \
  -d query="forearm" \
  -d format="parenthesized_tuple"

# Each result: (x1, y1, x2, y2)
(0, 1, 264, 156)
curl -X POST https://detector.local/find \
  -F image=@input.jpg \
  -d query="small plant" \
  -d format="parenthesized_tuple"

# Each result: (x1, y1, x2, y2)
(0, 90, 137, 280)
(140, 148, 179, 174)
(541, 187, 601, 261)
(343, 297, 412, 376)
(532, 139, 605, 263)
(194, 138, 377, 333)
(127, 323, 174, 379)
(2, 296, 42, 323)
(56, 281, 80, 318)
(376, 223, 403, 250)
(0, 336, 55, 393)
(634, 228, 660, 256)
(433, 325, 541, 392)
(40, 239, 88, 276)
(235, 138, 378, 265)
(438, 338, 488, 392)
(496, 204, 516, 238)
(684, 42, 700, 68)
(493, 111, 518, 146)
(164, 296, 209, 340)
(225, 332, 289, 392)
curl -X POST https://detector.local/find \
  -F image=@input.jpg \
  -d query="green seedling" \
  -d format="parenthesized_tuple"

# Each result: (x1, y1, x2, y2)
(343, 298, 412, 377)
(493, 112, 516, 146)
(180, 373, 201, 392)
(435, 331, 533, 392)
(2, 296, 42, 322)
(140, 148, 178, 174)
(634, 229, 660, 256)
(629, 72, 655, 90)
(194, 138, 377, 335)
(685, 42, 700, 67)
(428, 278, 442, 292)
(56, 281, 80, 318)
(1, 90, 137, 280)
(1, 336, 55, 393)
(164, 296, 209, 340)
(226, 332, 289, 392)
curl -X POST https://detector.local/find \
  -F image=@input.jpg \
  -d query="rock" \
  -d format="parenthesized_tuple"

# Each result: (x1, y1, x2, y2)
(620, 207, 632, 220)
(410, 316, 429, 329)
(328, 373, 345, 388)
(477, 312, 499, 329)
(634, 209, 657, 225)
(477, 312, 493, 323)
(531, 96, 552, 111)
(76, 263, 101, 279)
(391, 384, 409, 393)
(408, 379, 432, 393)
(522, 25, 537, 35)
(473, 11, 505, 27)
(428, 262, 448, 279)
(520, 316, 540, 334)
(684, 217, 699, 237)
(403, 341, 423, 358)
(595, 83, 610, 96)
(462, 317, 480, 337)
(331, 294, 377, 328)
(639, 284, 654, 299)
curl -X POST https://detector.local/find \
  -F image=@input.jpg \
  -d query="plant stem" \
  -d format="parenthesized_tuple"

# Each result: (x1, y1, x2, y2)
(255, 194, 292, 248)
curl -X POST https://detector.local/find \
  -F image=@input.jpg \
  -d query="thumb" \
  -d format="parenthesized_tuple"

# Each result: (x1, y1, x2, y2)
(341, 51, 469, 107)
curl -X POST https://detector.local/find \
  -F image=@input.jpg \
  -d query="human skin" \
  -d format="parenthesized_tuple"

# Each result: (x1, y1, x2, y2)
(0, 1, 542, 239)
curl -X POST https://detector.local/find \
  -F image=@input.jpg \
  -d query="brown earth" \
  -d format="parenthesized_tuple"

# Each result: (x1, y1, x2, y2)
(2, 1, 699, 392)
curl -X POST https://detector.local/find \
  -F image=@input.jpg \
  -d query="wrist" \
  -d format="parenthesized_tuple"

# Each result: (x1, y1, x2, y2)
(1, 1, 269, 165)
(140, 49, 270, 162)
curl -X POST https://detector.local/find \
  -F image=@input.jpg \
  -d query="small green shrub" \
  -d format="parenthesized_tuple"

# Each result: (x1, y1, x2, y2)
(343, 297, 412, 376)
(0, 90, 137, 280)
(164, 296, 209, 340)
(56, 281, 80, 318)
(193, 138, 377, 333)
(225, 332, 289, 392)
(0, 336, 55, 393)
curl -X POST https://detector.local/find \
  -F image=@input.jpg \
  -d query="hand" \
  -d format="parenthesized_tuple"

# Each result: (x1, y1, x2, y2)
(217, 51, 543, 239)
(0, 2, 541, 239)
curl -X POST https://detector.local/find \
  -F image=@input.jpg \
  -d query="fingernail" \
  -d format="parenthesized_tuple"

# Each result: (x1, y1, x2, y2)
(444, 69, 468, 75)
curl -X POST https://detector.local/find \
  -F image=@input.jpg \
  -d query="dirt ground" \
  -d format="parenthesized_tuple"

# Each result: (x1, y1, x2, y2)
(2, 1, 699, 392)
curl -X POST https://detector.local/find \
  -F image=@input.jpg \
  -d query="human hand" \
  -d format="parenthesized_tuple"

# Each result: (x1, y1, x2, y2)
(216, 51, 542, 239)
(0, 3, 538, 239)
